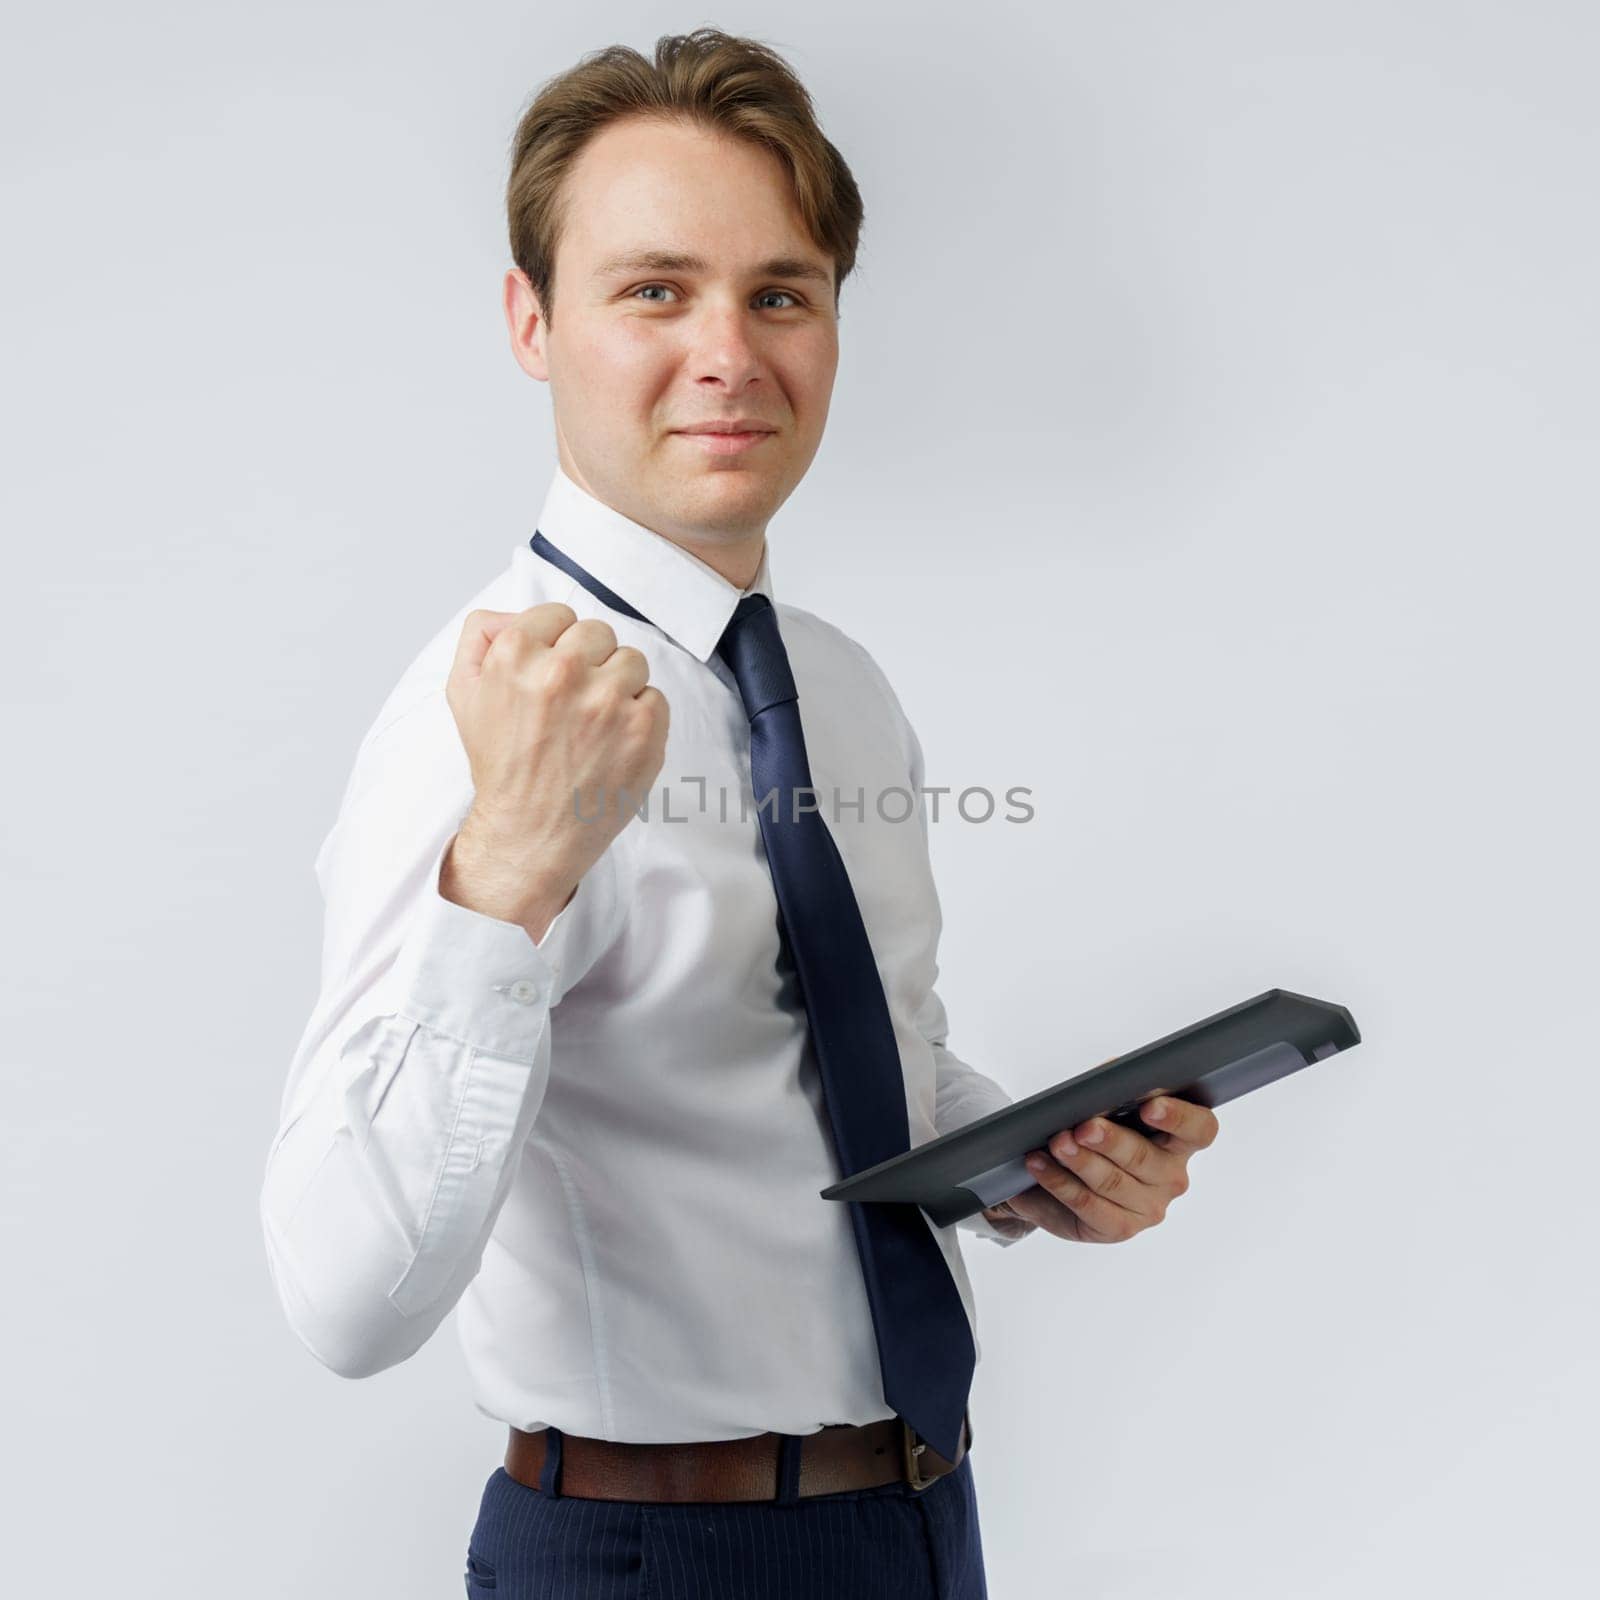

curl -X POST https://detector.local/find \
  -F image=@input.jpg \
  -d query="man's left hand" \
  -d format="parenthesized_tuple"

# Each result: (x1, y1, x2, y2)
(982, 1097, 1220, 1244)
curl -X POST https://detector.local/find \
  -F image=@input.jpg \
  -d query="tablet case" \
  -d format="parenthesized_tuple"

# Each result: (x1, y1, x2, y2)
(820, 987, 1360, 1227)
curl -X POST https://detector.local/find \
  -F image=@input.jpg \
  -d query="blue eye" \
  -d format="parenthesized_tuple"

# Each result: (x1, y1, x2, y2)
(630, 284, 801, 308)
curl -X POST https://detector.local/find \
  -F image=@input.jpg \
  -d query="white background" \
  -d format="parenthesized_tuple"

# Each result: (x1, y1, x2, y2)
(3, 2, 1595, 1594)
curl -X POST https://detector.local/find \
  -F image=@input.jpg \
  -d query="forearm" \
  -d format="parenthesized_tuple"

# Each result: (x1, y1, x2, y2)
(260, 833, 586, 1375)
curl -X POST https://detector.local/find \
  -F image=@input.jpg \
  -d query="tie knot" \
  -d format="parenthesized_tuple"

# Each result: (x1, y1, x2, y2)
(716, 592, 798, 721)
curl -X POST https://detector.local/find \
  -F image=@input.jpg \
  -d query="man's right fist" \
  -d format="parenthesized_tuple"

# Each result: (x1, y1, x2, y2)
(439, 602, 669, 938)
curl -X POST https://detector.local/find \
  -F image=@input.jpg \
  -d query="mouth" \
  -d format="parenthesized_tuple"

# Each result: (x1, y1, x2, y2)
(672, 429, 776, 457)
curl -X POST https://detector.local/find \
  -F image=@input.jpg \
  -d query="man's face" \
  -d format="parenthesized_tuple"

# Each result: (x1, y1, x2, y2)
(505, 114, 840, 559)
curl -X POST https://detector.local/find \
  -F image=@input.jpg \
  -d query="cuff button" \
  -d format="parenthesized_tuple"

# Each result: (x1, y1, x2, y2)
(508, 978, 539, 1005)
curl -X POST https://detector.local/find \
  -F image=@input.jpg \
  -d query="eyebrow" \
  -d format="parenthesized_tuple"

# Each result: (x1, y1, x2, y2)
(592, 248, 833, 287)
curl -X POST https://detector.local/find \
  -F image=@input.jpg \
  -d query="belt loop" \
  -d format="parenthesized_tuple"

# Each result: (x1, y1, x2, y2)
(774, 1433, 804, 1505)
(538, 1426, 565, 1499)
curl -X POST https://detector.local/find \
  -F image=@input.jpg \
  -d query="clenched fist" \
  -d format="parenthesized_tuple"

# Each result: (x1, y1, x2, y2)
(438, 602, 669, 942)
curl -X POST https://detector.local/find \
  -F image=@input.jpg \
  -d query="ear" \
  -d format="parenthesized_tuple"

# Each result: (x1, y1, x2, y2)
(504, 267, 550, 383)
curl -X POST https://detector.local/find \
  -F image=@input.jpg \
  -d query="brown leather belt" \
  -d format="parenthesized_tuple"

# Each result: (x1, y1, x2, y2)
(505, 1410, 971, 1502)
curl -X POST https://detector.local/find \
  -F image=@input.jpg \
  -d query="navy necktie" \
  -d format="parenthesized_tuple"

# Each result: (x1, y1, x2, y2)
(529, 529, 975, 1465)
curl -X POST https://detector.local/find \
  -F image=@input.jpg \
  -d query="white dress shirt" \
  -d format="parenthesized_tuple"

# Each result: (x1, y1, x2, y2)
(259, 463, 1033, 1445)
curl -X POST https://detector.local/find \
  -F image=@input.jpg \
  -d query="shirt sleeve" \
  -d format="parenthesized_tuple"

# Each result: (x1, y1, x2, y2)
(914, 981, 1038, 1247)
(258, 687, 625, 1377)
(859, 649, 1036, 1251)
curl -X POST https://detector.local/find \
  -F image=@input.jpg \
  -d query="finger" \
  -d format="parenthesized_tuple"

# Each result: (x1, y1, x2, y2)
(1139, 1096, 1219, 1151)
(1000, 1185, 1090, 1242)
(547, 614, 627, 668)
(475, 602, 580, 676)
(980, 1201, 1037, 1239)
(1053, 1117, 1167, 1187)
(596, 643, 652, 698)
(451, 607, 528, 686)
(1025, 1147, 1151, 1234)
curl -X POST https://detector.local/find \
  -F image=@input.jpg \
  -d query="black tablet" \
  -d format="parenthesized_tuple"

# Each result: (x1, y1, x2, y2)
(820, 987, 1361, 1227)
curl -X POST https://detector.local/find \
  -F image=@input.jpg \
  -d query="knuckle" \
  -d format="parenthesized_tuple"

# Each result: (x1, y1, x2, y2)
(540, 649, 584, 689)
(489, 625, 536, 665)
(639, 686, 671, 726)
(571, 691, 613, 731)
(572, 617, 618, 653)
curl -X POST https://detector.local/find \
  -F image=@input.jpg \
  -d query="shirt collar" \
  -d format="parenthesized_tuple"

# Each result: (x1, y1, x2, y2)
(527, 463, 776, 664)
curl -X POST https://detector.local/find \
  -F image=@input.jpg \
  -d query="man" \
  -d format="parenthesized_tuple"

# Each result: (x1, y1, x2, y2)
(259, 28, 1218, 1599)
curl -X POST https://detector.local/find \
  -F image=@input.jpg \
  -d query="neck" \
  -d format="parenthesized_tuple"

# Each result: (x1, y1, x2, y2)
(664, 532, 765, 592)
(554, 449, 767, 591)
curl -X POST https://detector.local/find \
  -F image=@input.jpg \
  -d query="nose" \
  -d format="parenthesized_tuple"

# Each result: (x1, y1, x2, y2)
(686, 298, 766, 390)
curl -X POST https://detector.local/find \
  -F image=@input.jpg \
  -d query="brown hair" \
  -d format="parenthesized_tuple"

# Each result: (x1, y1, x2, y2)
(505, 27, 865, 329)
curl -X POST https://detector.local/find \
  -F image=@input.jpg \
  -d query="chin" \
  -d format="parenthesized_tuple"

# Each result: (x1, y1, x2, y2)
(679, 475, 779, 523)
(683, 466, 775, 494)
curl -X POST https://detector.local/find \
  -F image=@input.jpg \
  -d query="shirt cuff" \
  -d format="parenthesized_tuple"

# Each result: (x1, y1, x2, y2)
(386, 836, 593, 1062)
(958, 1205, 1035, 1246)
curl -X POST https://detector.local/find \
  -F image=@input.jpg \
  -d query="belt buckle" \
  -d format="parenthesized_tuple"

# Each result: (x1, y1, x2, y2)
(899, 1409, 971, 1493)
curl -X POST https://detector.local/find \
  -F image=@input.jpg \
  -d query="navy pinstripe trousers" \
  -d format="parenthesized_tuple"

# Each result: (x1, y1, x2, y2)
(464, 1426, 989, 1598)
